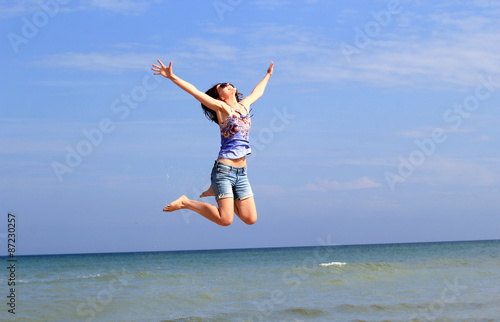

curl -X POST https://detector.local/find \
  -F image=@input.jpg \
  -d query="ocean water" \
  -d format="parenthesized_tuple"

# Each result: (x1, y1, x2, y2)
(2, 240, 499, 321)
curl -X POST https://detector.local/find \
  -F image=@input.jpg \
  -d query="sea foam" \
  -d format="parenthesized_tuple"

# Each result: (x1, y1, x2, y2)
(319, 262, 347, 267)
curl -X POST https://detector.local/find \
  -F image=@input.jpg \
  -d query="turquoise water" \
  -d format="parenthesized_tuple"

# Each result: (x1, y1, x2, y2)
(1, 240, 499, 321)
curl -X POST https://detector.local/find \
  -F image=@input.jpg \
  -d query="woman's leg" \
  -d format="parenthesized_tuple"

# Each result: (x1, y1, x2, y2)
(234, 197, 257, 225)
(199, 185, 214, 198)
(163, 195, 235, 226)
(232, 165, 256, 225)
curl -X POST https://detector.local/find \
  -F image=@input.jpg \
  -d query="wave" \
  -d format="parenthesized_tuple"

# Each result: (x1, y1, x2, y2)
(17, 270, 129, 284)
(338, 302, 424, 313)
(77, 273, 102, 279)
(319, 262, 347, 267)
(195, 293, 219, 301)
(161, 317, 205, 322)
(161, 316, 230, 322)
(338, 301, 488, 315)
(348, 261, 410, 270)
(318, 258, 488, 271)
(283, 307, 327, 316)
(318, 261, 402, 270)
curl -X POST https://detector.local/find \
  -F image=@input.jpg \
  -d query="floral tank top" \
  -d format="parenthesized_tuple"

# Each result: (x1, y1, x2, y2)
(218, 103, 251, 159)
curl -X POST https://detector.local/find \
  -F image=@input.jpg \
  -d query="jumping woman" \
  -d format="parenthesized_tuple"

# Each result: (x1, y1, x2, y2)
(151, 60, 273, 226)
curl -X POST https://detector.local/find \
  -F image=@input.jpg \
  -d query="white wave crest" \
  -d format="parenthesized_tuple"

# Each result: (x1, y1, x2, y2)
(319, 262, 347, 267)
(78, 273, 101, 279)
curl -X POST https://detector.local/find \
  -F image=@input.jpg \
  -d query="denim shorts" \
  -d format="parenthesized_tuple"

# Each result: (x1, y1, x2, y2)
(211, 161, 254, 201)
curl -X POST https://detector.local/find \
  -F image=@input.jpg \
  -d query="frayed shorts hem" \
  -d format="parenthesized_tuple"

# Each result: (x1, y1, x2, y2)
(235, 193, 254, 202)
(215, 193, 233, 201)
(215, 193, 254, 202)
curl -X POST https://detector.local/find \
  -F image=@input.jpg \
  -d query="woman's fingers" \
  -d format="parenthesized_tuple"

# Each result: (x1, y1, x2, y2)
(151, 64, 160, 75)
(158, 59, 166, 68)
(267, 61, 274, 75)
(152, 60, 172, 78)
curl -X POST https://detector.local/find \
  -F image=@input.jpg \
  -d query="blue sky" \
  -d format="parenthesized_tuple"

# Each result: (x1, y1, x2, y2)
(1, 0, 499, 255)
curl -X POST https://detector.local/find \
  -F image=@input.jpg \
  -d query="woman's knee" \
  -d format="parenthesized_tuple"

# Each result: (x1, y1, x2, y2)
(219, 215, 233, 226)
(243, 215, 257, 225)
(218, 209, 234, 226)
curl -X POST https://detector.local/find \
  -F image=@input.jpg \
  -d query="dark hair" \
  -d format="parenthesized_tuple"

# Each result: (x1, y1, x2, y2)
(202, 83, 243, 124)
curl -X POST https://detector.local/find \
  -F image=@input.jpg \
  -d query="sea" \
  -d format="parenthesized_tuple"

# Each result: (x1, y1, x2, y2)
(1, 239, 499, 321)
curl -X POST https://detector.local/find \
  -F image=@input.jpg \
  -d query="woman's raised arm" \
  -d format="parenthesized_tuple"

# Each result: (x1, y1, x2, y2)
(240, 62, 273, 107)
(152, 60, 225, 111)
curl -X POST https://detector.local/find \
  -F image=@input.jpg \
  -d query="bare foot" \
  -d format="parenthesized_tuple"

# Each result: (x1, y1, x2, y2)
(163, 195, 189, 212)
(200, 185, 214, 198)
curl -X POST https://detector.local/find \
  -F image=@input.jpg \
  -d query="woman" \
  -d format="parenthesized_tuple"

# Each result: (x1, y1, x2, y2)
(151, 60, 273, 226)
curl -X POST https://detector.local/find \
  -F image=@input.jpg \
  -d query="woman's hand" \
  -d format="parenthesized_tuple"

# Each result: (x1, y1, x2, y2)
(267, 61, 274, 76)
(240, 62, 274, 107)
(152, 60, 173, 79)
(151, 60, 226, 111)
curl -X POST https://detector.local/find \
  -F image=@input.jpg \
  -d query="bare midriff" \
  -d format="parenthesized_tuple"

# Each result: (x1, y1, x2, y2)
(217, 156, 247, 168)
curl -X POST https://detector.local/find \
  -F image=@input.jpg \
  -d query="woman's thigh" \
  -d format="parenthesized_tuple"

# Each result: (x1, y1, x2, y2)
(235, 197, 257, 225)
(216, 197, 235, 226)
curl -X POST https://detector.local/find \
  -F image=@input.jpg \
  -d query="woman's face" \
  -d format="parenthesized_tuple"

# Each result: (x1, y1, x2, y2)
(217, 83, 236, 100)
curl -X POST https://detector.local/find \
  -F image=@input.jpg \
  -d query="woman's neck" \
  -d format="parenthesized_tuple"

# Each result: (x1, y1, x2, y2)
(223, 96, 239, 108)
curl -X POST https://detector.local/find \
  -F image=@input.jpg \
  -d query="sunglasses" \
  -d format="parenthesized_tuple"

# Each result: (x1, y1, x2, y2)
(219, 83, 234, 89)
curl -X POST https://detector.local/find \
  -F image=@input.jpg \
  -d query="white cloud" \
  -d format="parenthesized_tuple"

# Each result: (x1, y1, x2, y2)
(238, 5, 500, 89)
(0, 1, 30, 18)
(305, 176, 382, 192)
(30, 1, 500, 90)
(414, 156, 500, 187)
(183, 38, 240, 61)
(0, 0, 162, 18)
(0, 118, 72, 154)
(35, 52, 160, 72)
(250, 0, 291, 10)
(87, 0, 155, 15)
(33, 37, 240, 73)
(397, 127, 475, 139)
(331, 159, 392, 167)
(253, 184, 288, 196)
(341, 6, 500, 88)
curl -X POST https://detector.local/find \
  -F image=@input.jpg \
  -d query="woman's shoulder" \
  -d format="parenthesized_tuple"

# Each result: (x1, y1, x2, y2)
(238, 98, 251, 108)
